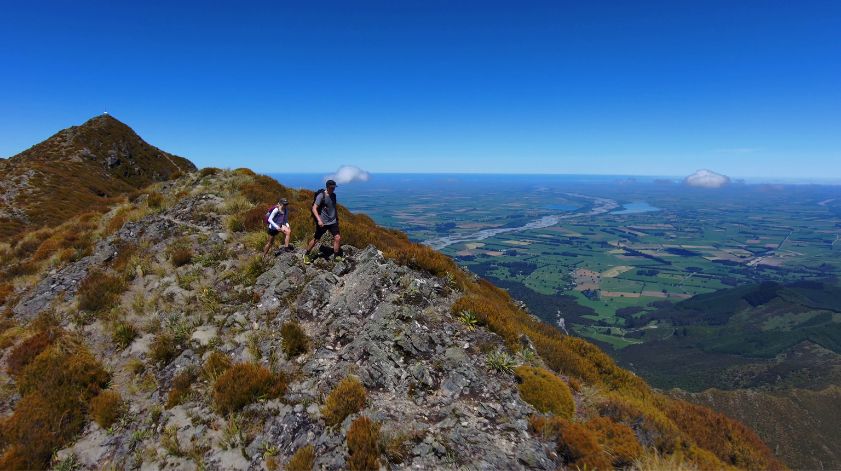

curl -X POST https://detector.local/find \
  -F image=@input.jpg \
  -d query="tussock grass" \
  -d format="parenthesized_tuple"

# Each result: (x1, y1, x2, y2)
(212, 363, 286, 414)
(90, 390, 125, 428)
(347, 416, 380, 471)
(322, 377, 367, 426)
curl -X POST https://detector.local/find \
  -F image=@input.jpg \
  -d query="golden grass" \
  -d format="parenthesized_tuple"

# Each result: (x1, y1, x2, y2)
(514, 366, 575, 418)
(212, 363, 286, 414)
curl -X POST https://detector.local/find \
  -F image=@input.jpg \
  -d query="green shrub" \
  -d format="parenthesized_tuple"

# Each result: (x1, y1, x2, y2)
(149, 333, 181, 366)
(322, 377, 367, 426)
(281, 321, 309, 359)
(112, 321, 138, 349)
(212, 363, 286, 414)
(90, 390, 125, 428)
(514, 366, 575, 419)
(77, 269, 126, 312)
(286, 444, 315, 471)
(347, 416, 381, 471)
(147, 191, 164, 208)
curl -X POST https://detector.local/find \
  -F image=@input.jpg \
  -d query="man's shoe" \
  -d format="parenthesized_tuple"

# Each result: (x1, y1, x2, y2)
(284, 245, 295, 252)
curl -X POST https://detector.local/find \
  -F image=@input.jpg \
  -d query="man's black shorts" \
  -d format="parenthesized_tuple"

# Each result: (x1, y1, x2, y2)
(267, 227, 280, 236)
(314, 223, 340, 239)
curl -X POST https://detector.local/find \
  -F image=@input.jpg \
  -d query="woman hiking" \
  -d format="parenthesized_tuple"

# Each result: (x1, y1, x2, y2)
(263, 198, 292, 256)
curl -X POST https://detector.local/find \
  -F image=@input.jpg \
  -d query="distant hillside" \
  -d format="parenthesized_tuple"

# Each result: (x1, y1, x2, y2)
(0, 115, 195, 241)
(615, 281, 841, 391)
(612, 282, 841, 469)
(671, 386, 841, 470)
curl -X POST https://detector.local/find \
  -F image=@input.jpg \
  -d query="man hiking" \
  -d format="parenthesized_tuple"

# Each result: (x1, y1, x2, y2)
(304, 179, 342, 264)
(263, 198, 292, 256)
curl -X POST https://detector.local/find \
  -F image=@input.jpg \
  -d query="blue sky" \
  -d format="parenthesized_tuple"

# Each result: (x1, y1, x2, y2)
(1, 1, 839, 179)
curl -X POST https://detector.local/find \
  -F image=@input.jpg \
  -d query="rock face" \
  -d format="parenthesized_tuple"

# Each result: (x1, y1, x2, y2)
(3, 172, 556, 470)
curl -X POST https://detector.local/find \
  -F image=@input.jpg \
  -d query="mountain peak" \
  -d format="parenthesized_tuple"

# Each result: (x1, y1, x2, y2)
(0, 116, 195, 241)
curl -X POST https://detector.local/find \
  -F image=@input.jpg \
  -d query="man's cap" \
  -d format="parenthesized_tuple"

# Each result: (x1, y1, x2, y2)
(279, 198, 288, 204)
(326, 179, 337, 187)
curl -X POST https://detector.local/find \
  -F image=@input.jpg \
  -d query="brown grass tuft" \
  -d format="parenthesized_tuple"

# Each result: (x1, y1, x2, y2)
(90, 389, 125, 428)
(149, 332, 182, 366)
(280, 321, 309, 359)
(212, 363, 287, 414)
(322, 376, 367, 427)
(347, 416, 381, 471)
(166, 368, 197, 408)
(286, 444, 316, 471)
(77, 268, 126, 312)
(169, 245, 193, 267)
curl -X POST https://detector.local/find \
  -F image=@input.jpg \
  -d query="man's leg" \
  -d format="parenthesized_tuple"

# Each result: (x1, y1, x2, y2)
(332, 233, 341, 255)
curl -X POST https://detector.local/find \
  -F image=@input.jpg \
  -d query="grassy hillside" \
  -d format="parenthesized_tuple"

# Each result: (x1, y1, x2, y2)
(0, 114, 195, 241)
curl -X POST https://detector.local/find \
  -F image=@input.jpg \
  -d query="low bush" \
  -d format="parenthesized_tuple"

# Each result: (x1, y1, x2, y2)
(281, 321, 309, 359)
(347, 416, 381, 471)
(77, 269, 126, 312)
(286, 444, 315, 471)
(199, 167, 221, 178)
(0, 338, 109, 469)
(90, 389, 125, 428)
(202, 350, 233, 381)
(529, 416, 611, 470)
(587, 416, 643, 467)
(212, 363, 286, 414)
(322, 376, 367, 426)
(166, 367, 197, 408)
(6, 329, 58, 376)
(514, 366, 574, 419)
(226, 215, 246, 233)
(557, 421, 612, 470)
(17, 340, 109, 399)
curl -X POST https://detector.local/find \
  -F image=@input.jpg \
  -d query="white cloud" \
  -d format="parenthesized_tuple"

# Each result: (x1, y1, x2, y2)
(325, 165, 370, 185)
(683, 169, 731, 188)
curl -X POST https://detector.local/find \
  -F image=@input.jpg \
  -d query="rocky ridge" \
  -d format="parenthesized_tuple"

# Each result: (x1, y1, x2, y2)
(2, 172, 556, 470)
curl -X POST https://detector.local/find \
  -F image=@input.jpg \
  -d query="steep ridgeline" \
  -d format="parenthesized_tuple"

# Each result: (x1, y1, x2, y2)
(0, 115, 195, 241)
(0, 170, 782, 470)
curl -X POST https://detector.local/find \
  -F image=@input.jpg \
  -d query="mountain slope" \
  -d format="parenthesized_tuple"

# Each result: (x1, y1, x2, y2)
(0, 169, 781, 469)
(0, 115, 195, 241)
(671, 386, 841, 470)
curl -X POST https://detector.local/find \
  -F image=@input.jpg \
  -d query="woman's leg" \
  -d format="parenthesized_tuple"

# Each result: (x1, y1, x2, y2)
(263, 234, 276, 256)
(283, 226, 291, 248)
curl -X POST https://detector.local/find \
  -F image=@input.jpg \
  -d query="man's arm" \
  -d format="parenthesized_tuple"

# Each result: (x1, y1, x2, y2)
(312, 194, 324, 226)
